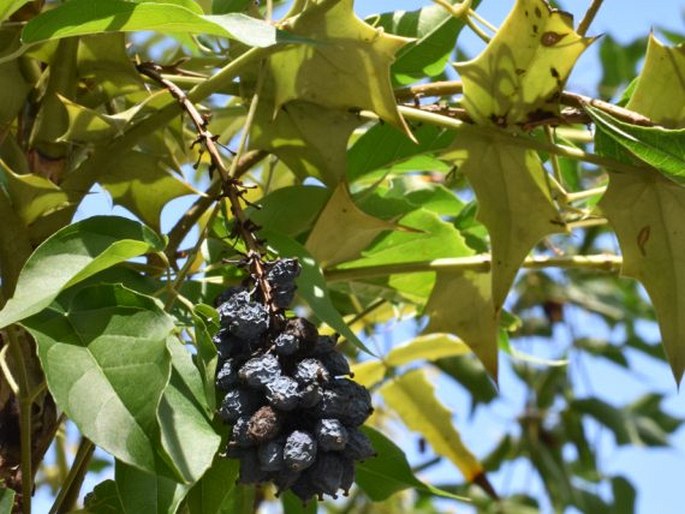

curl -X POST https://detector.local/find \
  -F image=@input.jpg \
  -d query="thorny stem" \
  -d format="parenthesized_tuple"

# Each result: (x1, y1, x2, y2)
(325, 254, 622, 282)
(577, 0, 605, 37)
(137, 62, 276, 311)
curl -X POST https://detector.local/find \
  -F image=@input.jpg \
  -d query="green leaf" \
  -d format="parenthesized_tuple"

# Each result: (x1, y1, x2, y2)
(442, 129, 566, 311)
(597, 34, 647, 100)
(611, 476, 636, 514)
(84, 480, 126, 513)
(262, 229, 372, 354)
(455, 0, 594, 127)
(0, 27, 32, 125)
(627, 34, 685, 128)
(0, 0, 30, 22)
(305, 183, 397, 268)
(184, 458, 240, 514)
(99, 151, 198, 231)
(192, 305, 220, 412)
(157, 338, 221, 483)
(114, 460, 190, 514)
(356, 426, 467, 502)
(380, 368, 486, 483)
(348, 123, 455, 183)
(0, 487, 15, 514)
(268, 0, 413, 138)
(251, 99, 363, 186)
(212, 0, 253, 14)
(586, 105, 685, 185)
(24, 284, 174, 475)
(0, 215, 165, 329)
(353, 333, 470, 388)
(249, 185, 329, 238)
(22, 0, 288, 47)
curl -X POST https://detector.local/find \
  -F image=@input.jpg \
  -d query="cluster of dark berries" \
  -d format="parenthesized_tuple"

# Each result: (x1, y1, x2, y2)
(213, 258, 375, 502)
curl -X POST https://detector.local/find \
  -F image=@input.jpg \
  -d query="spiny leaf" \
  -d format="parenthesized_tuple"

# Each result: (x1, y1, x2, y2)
(305, 182, 397, 268)
(424, 270, 499, 378)
(250, 99, 363, 186)
(442, 129, 566, 311)
(380, 369, 488, 484)
(627, 34, 685, 129)
(24, 284, 174, 476)
(22, 0, 292, 47)
(270, 0, 414, 139)
(598, 36, 685, 383)
(0, 216, 165, 329)
(455, 0, 594, 127)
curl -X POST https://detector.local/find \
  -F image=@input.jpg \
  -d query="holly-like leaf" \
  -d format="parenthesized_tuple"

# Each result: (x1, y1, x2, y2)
(99, 151, 198, 231)
(0, 216, 165, 329)
(627, 34, 685, 129)
(22, 0, 294, 48)
(598, 36, 685, 383)
(270, 0, 414, 138)
(380, 369, 488, 484)
(455, 0, 594, 127)
(443, 130, 566, 311)
(305, 183, 398, 268)
(424, 270, 499, 378)
(24, 284, 174, 476)
(250, 99, 363, 186)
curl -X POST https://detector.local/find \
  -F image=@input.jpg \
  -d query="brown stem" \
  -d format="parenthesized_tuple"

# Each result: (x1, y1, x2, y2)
(136, 62, 276, 310)
(577, 0, 604, 37)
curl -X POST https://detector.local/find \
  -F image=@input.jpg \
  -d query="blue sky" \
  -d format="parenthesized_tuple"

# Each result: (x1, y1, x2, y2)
(34, 1, 685, 513)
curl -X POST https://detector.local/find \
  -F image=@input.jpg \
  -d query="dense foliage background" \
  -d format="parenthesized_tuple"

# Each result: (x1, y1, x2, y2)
(0, 0, 684, 512)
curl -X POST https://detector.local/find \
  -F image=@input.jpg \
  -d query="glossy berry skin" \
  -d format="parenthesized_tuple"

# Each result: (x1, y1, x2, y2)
(218, 289, 269, 340)
(258, 440, 285, 471)
(216, 358, 240, 390)
(265, 375, 300, 411)
(345, 428, 376, 461)
(298, 383, 323, 409)
(218, 388, 260, 424)
(294, 358, 330, 385)
(305, 452, 345, 498)
(283, 430, 317, 472)
(229, 416, 254, 447)
(266, 258, 301, 286)
(317, 378, 373, 426)
(319, 350, 352, 377)
(315, 419, 349, 451)
(274, 332, 299, 356)
(239, 353, 281, 388)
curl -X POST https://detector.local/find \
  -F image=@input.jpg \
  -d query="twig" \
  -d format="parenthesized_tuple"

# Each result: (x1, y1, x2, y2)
(325, 254, 622, 282)
(49, 438, 95, 514)
(577, 0, 604, 37)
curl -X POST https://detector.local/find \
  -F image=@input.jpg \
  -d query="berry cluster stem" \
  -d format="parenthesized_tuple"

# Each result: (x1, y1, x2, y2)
(136, 62, 276, 310)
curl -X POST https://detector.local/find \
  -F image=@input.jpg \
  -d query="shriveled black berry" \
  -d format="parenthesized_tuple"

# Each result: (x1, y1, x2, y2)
(290, 474, 319, 503)
(345, 428, 376, 461)
(218, 388, 260, 424)
(265, 375, 300, 411)
(218, 289, 269, 339)
(285, 317, 318, 345)
(239, 353, 281, 388)
(258, 439, 284, 471)
(272, 284, 297, 310)
(247, 405, 282, 443)
(339, 455, 355, 495)
(273, 468, 300, 495)
(216, 358, 240, 390)
(319, 350, 352, 377)
(212, 328, 242, 360)
(237, 448, 269, 485)
(305, 452, 344, 498)
(298, 383, 323, 408)
(274, 332, 299, 355)
(283, 430, 317, 472)
(294, 358, 330, 385)
(317, 379, 373, 426)
(315, 419, 348, 451)
(266, 258, 301, 286)
(214, 286, 248, 308)
(229, 416, 254, 447)
(313, 334, 338, 355)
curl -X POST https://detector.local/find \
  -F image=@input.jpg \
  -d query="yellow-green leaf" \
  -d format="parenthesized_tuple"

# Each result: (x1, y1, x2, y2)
(380, 368, 486, 483)
(627, 35, 685, 129)
(455, 0, 594, 127)
(424, 270, 499, 378)
(100, 151, 198, 231)
(443, 130, 566, 311)
(271, 0, 413, 139)
(352, 333, 470, 388)
(598, 37, 685, 383)
(250, 99, 362, 186)
(305, 183, 397, 268)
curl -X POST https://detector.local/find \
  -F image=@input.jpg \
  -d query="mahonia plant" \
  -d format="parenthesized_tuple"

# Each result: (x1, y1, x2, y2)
(213, 258, 375, 502)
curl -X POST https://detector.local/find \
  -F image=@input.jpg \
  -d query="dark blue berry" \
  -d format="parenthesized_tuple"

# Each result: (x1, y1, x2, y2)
(218, 290, 269, 339)
(315, 419, 348, 451)
(216, 358, 240, 390)
(317, 379, 372, 426)
(265, 375, 300, 411)
(274, 332, 299, 355)
(267, 259, 301, 286)
(218, 388, 260, 424)
(239, 353, 281, 388)
(298, 383, 323, 408)
(294, 358, 330, 385)
(346, 428, 376, 461)
(283, 430, 317, 472)
(319, 351, 352, 377)
(258, 440, 284, 471)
